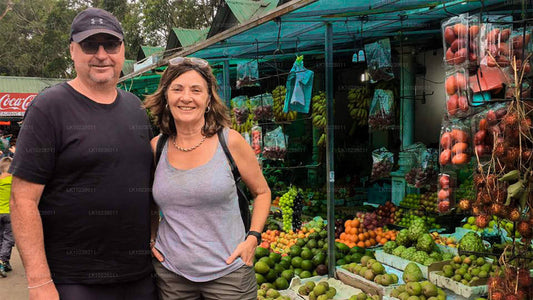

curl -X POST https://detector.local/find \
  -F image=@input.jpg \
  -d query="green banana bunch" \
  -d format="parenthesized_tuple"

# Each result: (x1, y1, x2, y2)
(347, 86, 371, 127)
(272, 85, 297, 122)
(316, 133, 326, 147)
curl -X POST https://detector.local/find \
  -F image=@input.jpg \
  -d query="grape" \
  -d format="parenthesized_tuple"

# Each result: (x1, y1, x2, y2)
(292, 191, 304, 230)
(279, 187, 298, 232)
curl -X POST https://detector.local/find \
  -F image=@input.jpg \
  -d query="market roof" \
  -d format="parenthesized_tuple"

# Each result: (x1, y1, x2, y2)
(0, 76, 67, 93)
(207, 0, 279, 38)
(137, 46, 165, 61)
(120, 0, 528, 82)
(166, 27, 210, 56)
(122, 59, 135, 76)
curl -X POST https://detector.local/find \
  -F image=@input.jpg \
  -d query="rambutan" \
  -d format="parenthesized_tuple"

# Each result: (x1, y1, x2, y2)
(508, 208, 521, 222)
(458, 199, 471, 211)
(476, 214, 490, 228)
(503, 112, 519, 128)
(517, 221, 533, 239)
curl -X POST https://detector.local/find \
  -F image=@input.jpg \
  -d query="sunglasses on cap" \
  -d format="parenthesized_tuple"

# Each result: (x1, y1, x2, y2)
(168, 57, 209, 67)
(79, 40, 122, 54)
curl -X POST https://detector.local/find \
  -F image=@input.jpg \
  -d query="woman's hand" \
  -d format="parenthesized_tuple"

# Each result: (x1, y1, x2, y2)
(151, 241, 165, 262)
(226, 237, 257, 266)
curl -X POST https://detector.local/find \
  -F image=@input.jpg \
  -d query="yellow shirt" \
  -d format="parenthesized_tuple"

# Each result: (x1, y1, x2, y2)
(0, 175, 12, 214)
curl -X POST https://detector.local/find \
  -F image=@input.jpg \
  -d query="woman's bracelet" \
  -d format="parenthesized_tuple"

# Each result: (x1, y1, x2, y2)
(28, 279, 53, 289)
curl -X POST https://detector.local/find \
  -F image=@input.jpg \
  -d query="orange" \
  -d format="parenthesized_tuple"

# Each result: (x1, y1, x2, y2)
(353, 235, 359, 243)
(358, 233, 365, 241)
(380, 238, 388, 244)
(369, 231, 376, 238)
(349, 227, 356, 235)
(345, 220, 352, 228)
(364, 240, 372, 248)
(357, 241, 365, 248)
(352, 219, 360, 228)
(364, 232, 370, 239)
(340, 233, 347, 240)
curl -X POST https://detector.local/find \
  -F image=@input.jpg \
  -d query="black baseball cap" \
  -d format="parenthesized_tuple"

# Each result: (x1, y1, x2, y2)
(70, 8, 124, 43)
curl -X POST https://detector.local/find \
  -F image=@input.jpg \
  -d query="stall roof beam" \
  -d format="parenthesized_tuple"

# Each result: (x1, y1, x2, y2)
(119, 0, 317, 82)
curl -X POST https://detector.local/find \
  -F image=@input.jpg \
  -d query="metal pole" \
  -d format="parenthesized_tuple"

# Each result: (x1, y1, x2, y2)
(325, 22, 336, 279)
(400, 47, 414, 148)
(223, 60, 231, 107)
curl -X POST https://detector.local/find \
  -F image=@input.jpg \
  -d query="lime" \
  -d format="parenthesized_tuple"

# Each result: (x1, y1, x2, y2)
(265, 269, 277, 282)
(255, 273, 266, 285)
(269, 252, 282, 263)
(254, 261, 270, 274)
(255, 246, 270, 259)
(259, 256, 275, 268)
(296, 238, 306, 247)
(281, 269, 294, 281)
(301, 260, 313, 271)
(291, 256, 303, 268)
(289, 245, 302, 257)
(300, 270, 312, 278)
(301, 248, 313, 260)
(278, 260, 290, 270)
(274, 264, 284, 275)
(274, 277, 289, 290)
(294, 268, 303, 276)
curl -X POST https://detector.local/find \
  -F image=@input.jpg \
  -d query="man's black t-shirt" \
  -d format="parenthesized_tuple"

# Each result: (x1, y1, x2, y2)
(10, 83, 154, 284)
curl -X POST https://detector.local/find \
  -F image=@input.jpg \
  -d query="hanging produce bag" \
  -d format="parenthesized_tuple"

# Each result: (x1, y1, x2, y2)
(415, 149, 439, 189)
(370, 147, 394, 181)
(230, 96, 250, 125)
(263, 126, 287, 160)
(368, 89, 394, 130)
(251, 125, 262, 156)
(250, 93, 274, 122)
(236, 60, 259, 89)
(364, 38, 394, 82)
(284, 56, 314, 114)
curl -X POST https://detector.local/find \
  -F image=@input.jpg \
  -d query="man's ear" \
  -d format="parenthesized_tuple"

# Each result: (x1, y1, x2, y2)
(69, 43, 75, 60)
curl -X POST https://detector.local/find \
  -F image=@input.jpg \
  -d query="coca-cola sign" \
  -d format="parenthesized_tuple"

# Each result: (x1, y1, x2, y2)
(0, 93, 36, 117)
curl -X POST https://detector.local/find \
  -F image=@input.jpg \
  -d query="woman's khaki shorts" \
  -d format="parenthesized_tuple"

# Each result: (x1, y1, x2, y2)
(153, 258, 257, 300)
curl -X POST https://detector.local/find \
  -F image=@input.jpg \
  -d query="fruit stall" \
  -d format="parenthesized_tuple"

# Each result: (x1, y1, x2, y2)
(117, 0, 533, 299)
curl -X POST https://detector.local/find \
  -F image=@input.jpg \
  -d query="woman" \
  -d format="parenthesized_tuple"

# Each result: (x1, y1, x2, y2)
(144, 57, 271, 300)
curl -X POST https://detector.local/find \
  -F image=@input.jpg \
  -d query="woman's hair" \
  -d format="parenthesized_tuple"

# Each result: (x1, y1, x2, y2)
(0, 157, 12, 173)
(144, 61, 230, 137)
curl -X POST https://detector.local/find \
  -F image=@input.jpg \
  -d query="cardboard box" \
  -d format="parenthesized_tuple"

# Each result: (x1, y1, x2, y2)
(336, 267, 399, 297)
(427, 260, 489, 299)
(289, 275, 364, 300)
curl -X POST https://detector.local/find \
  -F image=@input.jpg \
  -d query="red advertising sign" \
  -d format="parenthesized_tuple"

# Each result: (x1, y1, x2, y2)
(0, 93, 36, 117)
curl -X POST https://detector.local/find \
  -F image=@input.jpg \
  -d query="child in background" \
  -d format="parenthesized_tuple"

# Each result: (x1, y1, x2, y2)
(0, 157, 13, 277)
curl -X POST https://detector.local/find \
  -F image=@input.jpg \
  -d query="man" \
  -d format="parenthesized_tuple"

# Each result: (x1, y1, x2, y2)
(9, 8, 156, 300)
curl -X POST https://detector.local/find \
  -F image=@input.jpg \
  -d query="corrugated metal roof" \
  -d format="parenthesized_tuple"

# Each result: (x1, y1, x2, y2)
(166, 28, 210, 54)
(208, 0, 279, 38)
(0, 76, 67, 93)
(122, 59, 135, 76)
(137, 46, 165, 61)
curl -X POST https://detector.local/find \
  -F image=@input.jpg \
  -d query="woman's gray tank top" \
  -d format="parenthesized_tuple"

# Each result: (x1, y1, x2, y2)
(153, 128, 246, 282)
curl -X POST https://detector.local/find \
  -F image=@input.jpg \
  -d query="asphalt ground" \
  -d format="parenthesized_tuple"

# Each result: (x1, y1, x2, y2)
(0, 246, 29, 299)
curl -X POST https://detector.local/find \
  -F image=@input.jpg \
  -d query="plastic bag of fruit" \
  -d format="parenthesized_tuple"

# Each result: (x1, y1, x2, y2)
(230, 95, 250, 125)
(445, 69, 471, 117)
(263, 126, 287, 160)
(415, 148, 439, 189)
(479, 15, 513, 71)
(250, 125, 262, 156)
(236, 60, 259, 89)
(371, 147, 394, 181)
(439, 118, 471, 168)
(470, 102, 508, 159)
(368, 89, 394, 130)
(250, 93, 274, 122)
(364, 38, 394, 82)
(442, 13, 470, 67)
(438, 172, 457, 214)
